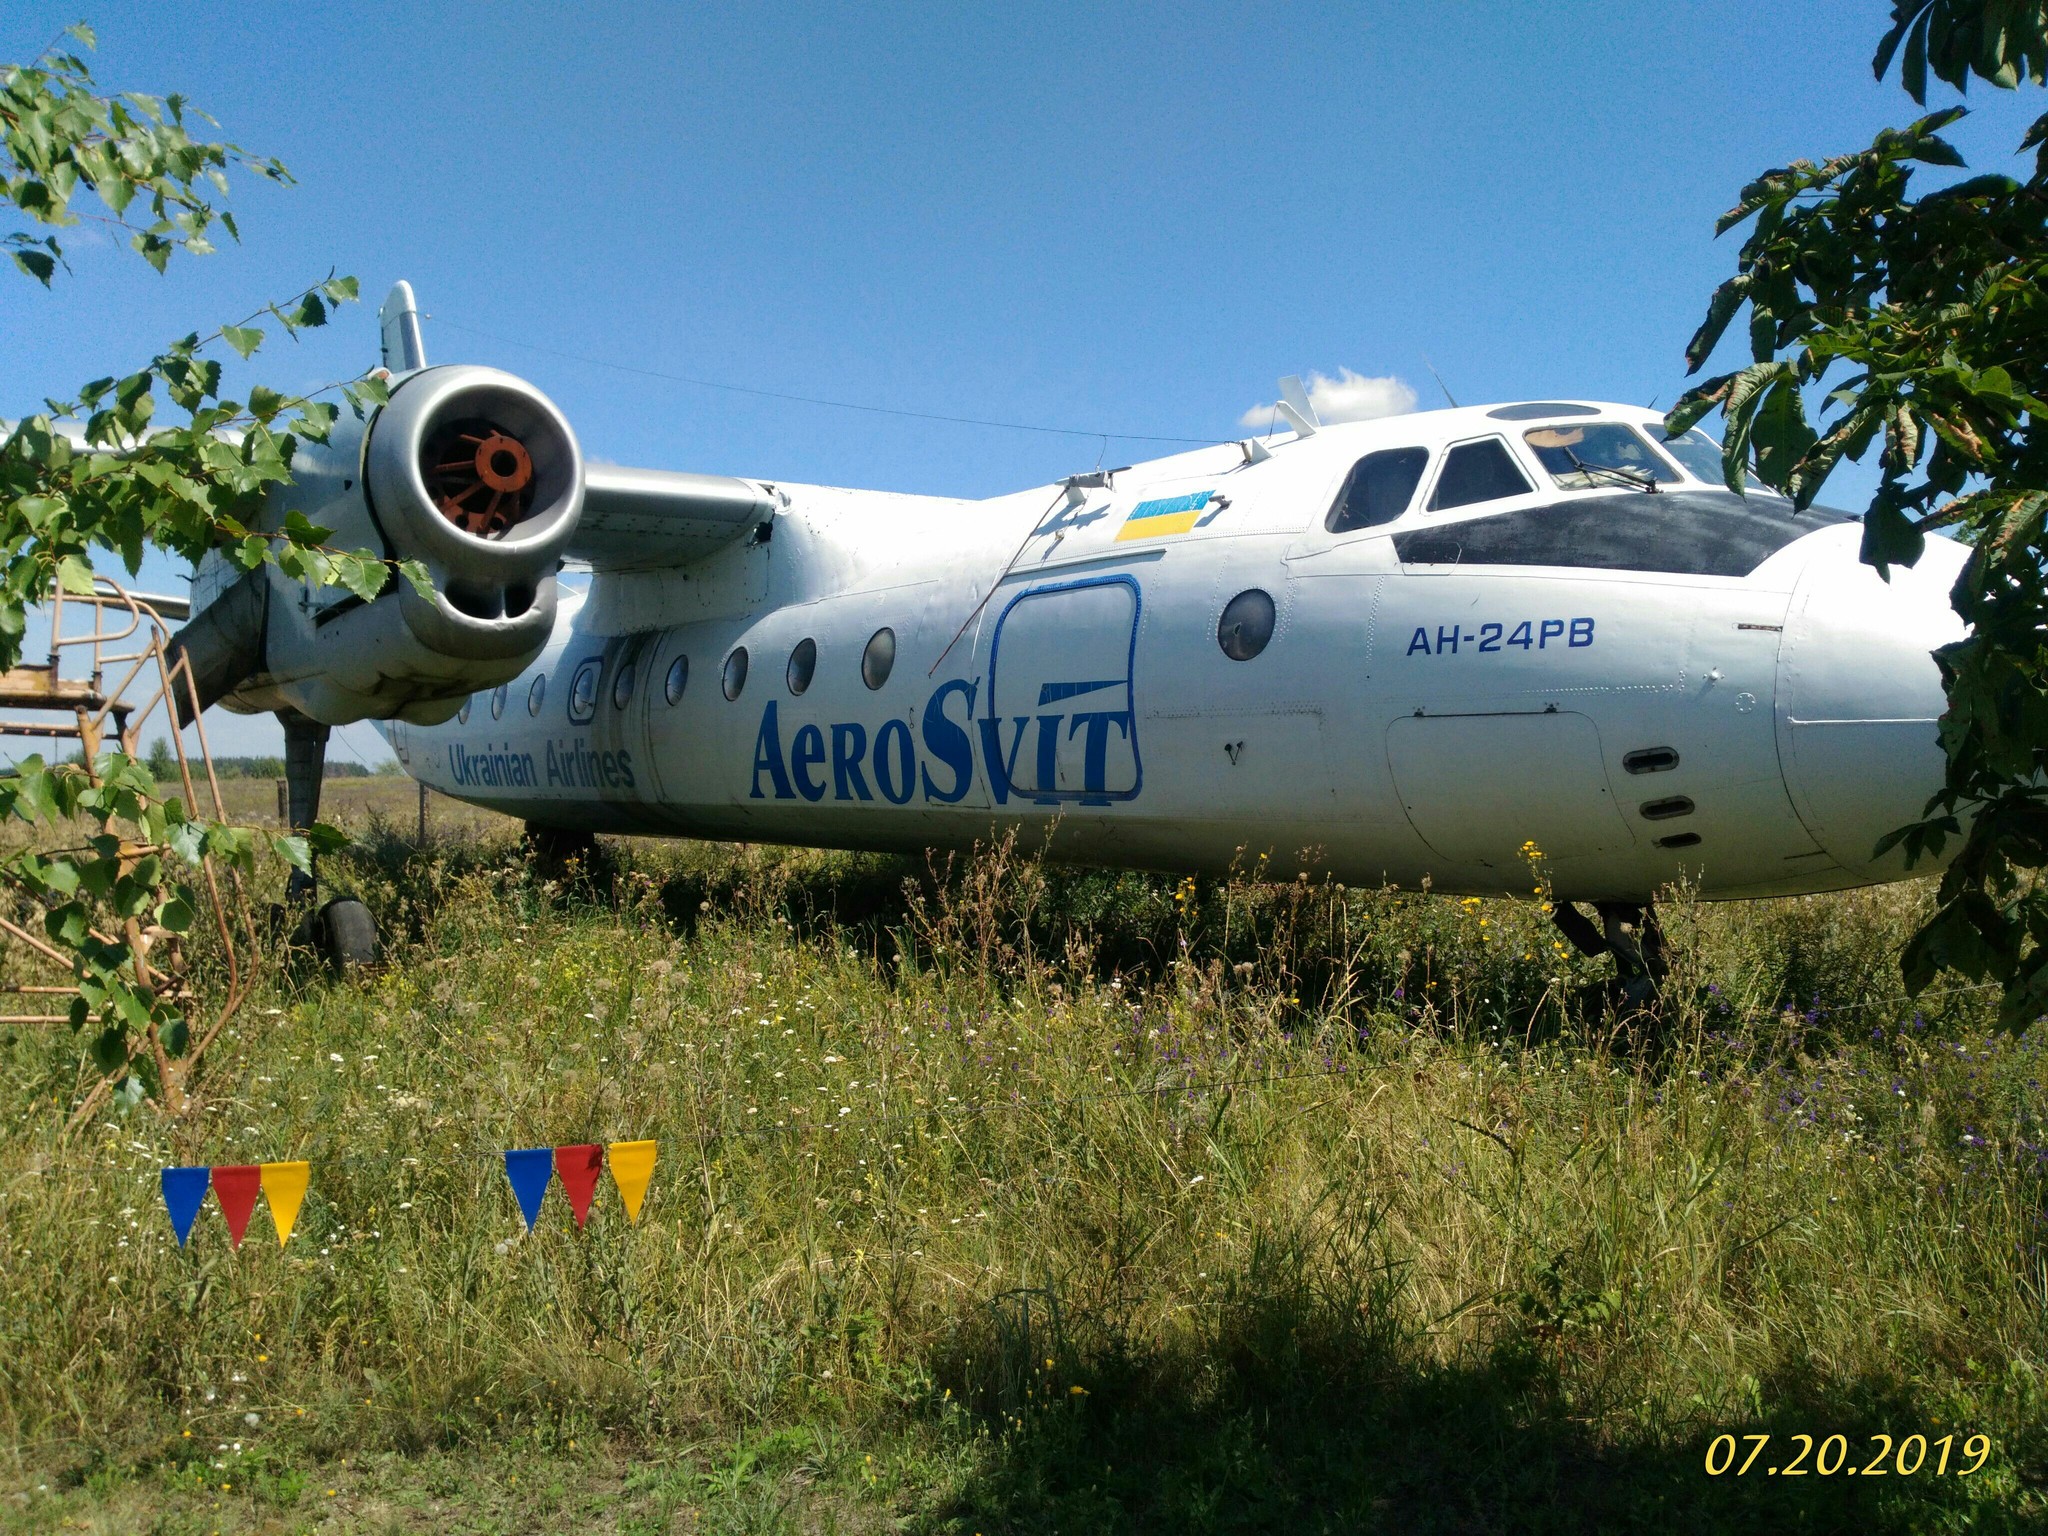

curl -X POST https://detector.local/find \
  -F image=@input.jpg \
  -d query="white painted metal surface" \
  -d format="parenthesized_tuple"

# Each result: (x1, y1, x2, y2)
(360, 393, 1963, 902)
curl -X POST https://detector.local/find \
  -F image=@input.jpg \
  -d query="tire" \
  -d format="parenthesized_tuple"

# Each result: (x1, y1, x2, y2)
(296, 897, 379, 972)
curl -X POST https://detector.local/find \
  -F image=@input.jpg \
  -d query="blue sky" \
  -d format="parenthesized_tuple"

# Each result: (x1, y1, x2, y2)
(6, 2, 2039, 758)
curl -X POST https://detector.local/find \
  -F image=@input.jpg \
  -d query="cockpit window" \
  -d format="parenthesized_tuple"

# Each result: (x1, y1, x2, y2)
(1523, 423, 1678, 490)
(1393, 488, 1852, 577)
(1654, 426, 1745, 486)
(1428, 437, 1533, 510)
(1327, 447, 1428, 532)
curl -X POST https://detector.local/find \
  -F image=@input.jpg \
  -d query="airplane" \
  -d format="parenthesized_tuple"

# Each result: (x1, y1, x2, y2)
(168, 284, 1966, 990)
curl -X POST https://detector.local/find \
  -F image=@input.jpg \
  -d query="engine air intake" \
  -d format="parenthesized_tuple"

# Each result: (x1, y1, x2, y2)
(425, 419, 539, 538)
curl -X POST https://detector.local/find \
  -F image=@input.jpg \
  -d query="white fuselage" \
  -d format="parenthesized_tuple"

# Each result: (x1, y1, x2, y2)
(384, 402, 1965, 902)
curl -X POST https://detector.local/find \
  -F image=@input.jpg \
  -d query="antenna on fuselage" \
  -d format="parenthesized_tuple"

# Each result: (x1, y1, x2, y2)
(1421, 355, 1459, 409)
(1275, 375, 1319, 437)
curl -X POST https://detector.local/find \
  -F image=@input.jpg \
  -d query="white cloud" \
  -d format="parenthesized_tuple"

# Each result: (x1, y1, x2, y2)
(1239, 368, 1418, 431)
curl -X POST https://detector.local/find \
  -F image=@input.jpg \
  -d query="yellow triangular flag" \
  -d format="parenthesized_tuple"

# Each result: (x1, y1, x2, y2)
(260, 1161, 310, 1246)
(607, 1140, 657, 1223)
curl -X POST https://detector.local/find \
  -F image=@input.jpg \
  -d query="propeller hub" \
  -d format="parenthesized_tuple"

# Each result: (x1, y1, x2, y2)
(474, 432, 532, 493)
(424, 419, 541, 539)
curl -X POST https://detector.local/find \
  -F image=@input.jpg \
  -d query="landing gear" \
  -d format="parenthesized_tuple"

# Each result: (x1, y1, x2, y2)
(1550, 898, 1667, 1011)
(291, 897, 380, 971)
(280, 711, 329, 906)
(524, 822, 605, 889)
(275, 709, 380, 972)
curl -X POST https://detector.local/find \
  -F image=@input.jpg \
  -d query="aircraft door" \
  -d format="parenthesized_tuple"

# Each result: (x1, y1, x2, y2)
(985, 575, 1142, 804)
(586, 632, 657, 806)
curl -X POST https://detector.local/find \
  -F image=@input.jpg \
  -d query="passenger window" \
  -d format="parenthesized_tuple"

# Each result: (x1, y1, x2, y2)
(1327, 448, 1429, 532)
(1428, 438, 1533, 510)
(567, 658, 601, 723)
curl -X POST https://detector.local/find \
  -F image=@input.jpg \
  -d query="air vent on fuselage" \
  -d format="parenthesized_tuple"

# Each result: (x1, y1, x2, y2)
(1656, 832, 1702, 849)
(1623, 747, 1679, 774)
(1640, 796, 1695, 821)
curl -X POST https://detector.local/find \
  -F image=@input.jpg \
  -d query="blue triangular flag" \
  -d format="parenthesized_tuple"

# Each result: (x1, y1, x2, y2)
(504, 1147, 552, 1231)
(161, 1165, 210, 1247)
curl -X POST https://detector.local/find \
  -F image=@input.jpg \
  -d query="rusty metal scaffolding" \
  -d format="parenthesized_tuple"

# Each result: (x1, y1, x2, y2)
(0, 578, 257, 1120)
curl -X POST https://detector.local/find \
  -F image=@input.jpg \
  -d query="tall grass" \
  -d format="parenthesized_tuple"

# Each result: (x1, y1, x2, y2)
(0, 825, 2042, 1531)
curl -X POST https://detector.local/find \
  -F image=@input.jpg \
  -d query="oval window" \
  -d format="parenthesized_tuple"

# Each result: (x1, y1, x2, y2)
(862, 627, 896, 690)
(490, 684, 507, 721)
(664, 654, 689, 705)
(457, 697, 472, 725)
(612, 658, 636, 709)
(527, 673, 546, 716)
(722, 647, 749, 700)
(568, 658, 601, 723)
(787, 637, 817, 695)
(1218, 589, 1276, 661)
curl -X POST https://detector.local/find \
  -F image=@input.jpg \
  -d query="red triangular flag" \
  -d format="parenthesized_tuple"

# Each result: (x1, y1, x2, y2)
(555, 1144, 602, 1228)
(212, 1165, 261, 1248)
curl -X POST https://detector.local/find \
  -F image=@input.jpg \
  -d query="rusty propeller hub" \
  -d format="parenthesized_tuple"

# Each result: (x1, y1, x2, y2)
(425, 423, 538, 538)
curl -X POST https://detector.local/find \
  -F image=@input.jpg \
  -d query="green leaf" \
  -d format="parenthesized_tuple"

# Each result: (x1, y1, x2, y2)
(55, 556, 96, 596)
(304, 822, 352, 857)
(90, 1025, 128, 1074)
(12, 249, 56, 285)
(220, 324, 263, 359)
(281, 509, 334, 545)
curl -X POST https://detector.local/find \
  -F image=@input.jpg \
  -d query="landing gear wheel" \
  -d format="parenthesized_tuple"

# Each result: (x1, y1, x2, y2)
(1594, 900, 1666, 1019)
(293, 897, 380, 973)
(1555, 898, 1668, 1024)
(525, 822, 606, 889)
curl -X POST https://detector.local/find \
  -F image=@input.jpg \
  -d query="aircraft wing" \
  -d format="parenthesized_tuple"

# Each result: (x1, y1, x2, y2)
(568, 465, 780, 572)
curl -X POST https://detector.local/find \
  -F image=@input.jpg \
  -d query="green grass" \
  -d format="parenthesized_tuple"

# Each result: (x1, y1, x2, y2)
(1, 826, 2044, 1532)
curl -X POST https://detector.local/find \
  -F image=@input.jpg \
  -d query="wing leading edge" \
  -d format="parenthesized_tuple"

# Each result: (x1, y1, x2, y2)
(570, 465, 780, 572)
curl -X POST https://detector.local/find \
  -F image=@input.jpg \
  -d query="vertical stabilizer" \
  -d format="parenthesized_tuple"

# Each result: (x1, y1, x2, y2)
(379, 281, 427, 373)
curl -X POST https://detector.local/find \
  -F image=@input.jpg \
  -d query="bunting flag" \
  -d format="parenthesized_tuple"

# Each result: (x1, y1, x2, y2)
(607, 1139, 657, 1223)
(151, 1139, 659, 1249)
(555, 1144, 603, 1228)
(260, 1160, 310, 1246)
(212, 1164, 262, 1248)
(504, 1147, 553, 1231)
(161, 1165, 210, 1247)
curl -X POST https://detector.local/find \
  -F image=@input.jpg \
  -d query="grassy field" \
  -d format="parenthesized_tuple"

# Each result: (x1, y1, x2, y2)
(1, 800, 2045, 1533)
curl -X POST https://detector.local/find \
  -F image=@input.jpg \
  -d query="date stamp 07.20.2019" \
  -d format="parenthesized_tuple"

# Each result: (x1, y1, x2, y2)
(1704, 1432, 1992, 1478)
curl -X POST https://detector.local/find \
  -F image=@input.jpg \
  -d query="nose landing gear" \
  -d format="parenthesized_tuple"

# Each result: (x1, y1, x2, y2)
(1551, 898, 1667, 1011)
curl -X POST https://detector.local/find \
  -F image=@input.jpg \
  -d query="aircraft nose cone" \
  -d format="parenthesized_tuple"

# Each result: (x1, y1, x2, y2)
(1776, 525, 1968, 879)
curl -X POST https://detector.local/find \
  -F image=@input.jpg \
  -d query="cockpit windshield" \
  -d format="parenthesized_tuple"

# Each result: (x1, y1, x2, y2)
(1653, 427, 1746, 486)
(1523, 423, 1679, 491)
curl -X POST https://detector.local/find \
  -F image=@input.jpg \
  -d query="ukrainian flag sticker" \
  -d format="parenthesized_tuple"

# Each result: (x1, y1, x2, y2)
(1115, 490, 1213, 542)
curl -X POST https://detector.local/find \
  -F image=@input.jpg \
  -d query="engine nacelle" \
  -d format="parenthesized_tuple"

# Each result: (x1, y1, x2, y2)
(177, 365, 583, 726)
